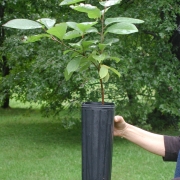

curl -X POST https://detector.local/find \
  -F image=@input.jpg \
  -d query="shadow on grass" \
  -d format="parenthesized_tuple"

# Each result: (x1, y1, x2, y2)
(0, 107, 40, 116)
(0, 108, 82, 148)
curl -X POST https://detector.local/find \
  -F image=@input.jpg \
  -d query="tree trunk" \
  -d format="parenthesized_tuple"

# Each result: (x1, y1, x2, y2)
(169, 14, 180, 60)
(1, 55, 10, 108)
(0, 2, 10, 108)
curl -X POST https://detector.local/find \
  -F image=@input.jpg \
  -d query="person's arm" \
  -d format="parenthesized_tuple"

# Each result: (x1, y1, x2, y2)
(114, 116, 165, 157)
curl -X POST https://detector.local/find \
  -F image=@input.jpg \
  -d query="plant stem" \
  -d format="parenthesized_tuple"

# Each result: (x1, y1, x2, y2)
(100, 11, 105, 44)
(99, 7, 107, 105)
(100, 78, 104, 105)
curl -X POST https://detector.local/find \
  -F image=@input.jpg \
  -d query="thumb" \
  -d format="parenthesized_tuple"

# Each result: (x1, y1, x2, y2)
(114, 115, 124, 123)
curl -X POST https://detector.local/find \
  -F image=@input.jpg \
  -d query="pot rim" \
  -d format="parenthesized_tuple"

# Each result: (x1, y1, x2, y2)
(82, 102, 114, 108)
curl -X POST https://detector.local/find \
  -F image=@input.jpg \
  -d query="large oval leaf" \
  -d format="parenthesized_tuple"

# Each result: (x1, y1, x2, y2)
(25, 34, 50, 43)
(105, 22, 138, 35)
(64, 69, 73, 81)
(60, 0, 84, 5)
(79, 57, 91, 72)
(92, 53, 106, 63)
(70, 4, 101, 19)
(77, 22, 97, 33)
(99, 65, 109, 79)
(105, 38, 119, 44)
(66, 58, 81, 74)
(37, 18, 56, 29)
(103, 72, 110, 83)
(66, 22, 81, 32)
(47, 23, 67, 40)
(82, 40, 98, 48)
(105, 17, 144, 26)
(85, 27, 98, 34)
(66, 57, 81, 74)
(63, 30, 82, 39)
(109, 67, 120, 77)
(68, 39, 82, 49)
(109, 56, 120, 63)
(99, 38, 119, 50)
(3, 19, 42, 29)
(99, 0, 122, 7)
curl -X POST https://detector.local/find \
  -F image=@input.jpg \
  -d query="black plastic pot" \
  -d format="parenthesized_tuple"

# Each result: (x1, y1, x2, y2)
(82, 102, 115, 180)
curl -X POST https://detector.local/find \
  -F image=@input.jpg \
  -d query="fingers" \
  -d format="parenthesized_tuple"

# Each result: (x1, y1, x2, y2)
(114, 115, 124, 123)
(114, 115, 127, 136)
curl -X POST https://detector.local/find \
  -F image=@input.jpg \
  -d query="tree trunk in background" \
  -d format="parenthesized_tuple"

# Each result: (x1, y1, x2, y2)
(1, 55, 10, 108)
(170, 16, 180, 60)
(0, 3, 10, 108)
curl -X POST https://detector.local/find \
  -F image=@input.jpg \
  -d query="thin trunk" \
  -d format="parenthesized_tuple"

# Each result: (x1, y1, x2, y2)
(1, 56, 10, 108)
(100, 78, 104, 105)
(170, 14, 180, 61)
(0, 2, 10, 108)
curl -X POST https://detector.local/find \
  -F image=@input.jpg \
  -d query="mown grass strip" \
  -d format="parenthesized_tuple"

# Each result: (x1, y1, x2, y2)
(0, 102, 176, 180)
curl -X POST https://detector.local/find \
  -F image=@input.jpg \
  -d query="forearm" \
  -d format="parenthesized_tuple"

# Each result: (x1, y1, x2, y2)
(122, 124, 165, 157)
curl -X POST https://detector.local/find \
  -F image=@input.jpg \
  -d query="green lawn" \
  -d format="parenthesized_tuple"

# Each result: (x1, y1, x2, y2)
(0, 101, 176, 180)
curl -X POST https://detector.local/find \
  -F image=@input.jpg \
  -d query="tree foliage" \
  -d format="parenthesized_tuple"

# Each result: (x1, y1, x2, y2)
(106, 0, 180, 129)
(1, 0, 180, 130)
(0, 0, 75, 107)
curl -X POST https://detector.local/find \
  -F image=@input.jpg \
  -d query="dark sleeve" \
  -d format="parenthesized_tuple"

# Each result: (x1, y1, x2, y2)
(163, 135, 180, 162)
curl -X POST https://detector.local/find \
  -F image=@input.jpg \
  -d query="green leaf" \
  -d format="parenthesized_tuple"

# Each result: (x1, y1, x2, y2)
(79, 62, 90, 72)
(82, 40, 98, 47)
(37, 18, 56, 29)
(47, 23, 67, 40)
(98, 38, 119, 51)
(77, 22, 97, 33)
(25, 34, 50, 43)
(99, 65, 109, 79)
(60, 0, 84, 5)
(79, 57, 91, 72)
(92, 53, 106, 63)
(64, 69, 73, 81)
(103, 72, 110, 83)
(105, 17, 144, 26)
(69, 40, 82, 49)
(66, 58, 81, 74)
(66, 22, 82, 33)
(85, 27, 98, 34)
(98, 43, 107, 51)
(70, 4, 101, 19)
(3, 19, 42, 29)
(63, 50, 74, 55)
(101, 7, 110, 16)
(63, 30, 82, 39)
(71, 52, 81, 58)
(109, 67, 120, 77)
(81, 40, 98, 50)
(104, 38, 119, 45)
(109, 56, 120, 63)
(99, 0, 122, 7)
(66, 21, 97, 34)
(105, 22, 138, 35)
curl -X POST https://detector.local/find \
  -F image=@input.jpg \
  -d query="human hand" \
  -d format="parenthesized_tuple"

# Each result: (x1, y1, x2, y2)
(114, 115, 128, 137)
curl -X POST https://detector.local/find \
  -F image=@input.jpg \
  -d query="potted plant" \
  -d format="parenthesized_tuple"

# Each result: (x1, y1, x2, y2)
(3, 0, 143, 179)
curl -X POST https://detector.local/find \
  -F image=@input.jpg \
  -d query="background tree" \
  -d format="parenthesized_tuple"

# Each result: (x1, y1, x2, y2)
(1, 0, 180, 130)
(108, 0, 180, 129)
(0, 0, 70, 108)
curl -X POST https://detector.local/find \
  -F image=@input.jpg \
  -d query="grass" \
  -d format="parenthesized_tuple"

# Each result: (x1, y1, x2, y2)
(113, 138, 175, 180)
(0, 100, 177, 180)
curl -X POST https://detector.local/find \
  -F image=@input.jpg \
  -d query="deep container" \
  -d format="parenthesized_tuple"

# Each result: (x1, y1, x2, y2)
(82, 102, 115, 180)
